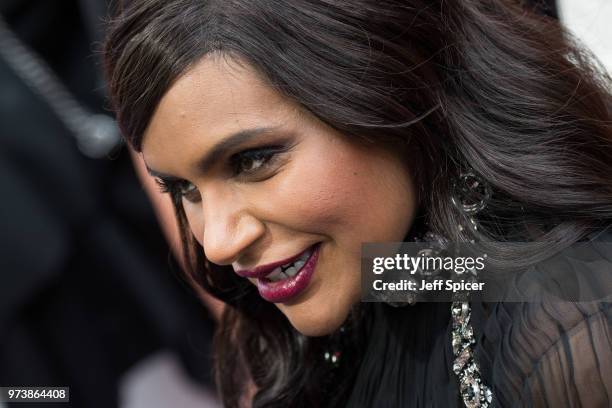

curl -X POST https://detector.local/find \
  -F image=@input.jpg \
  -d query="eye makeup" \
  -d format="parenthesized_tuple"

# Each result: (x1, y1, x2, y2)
(153, 143, 293, 203)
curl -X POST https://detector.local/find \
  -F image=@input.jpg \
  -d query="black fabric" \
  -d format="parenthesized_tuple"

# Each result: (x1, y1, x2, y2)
(346, 228, 612, 407)
(0, 1, 216, 407)
(346, 302, 460, 407)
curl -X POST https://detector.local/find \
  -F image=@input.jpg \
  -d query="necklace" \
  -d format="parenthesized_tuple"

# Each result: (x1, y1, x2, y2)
(451, 301, 494, 408)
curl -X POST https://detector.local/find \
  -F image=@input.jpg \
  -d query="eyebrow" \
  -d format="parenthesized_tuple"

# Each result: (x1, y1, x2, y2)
(145, 126, 281, 179)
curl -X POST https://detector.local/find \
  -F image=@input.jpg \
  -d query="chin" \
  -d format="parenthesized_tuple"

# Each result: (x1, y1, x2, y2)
(281, 300, 353, 337)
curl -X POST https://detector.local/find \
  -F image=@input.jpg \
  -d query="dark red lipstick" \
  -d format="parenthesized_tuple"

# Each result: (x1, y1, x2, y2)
(233, 243, 321, 303)
(256, 243, 320, 303)
(234, 246, 314, 279)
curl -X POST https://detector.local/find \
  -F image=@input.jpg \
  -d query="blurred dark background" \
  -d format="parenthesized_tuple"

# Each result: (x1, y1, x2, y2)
(0, 1, 219, 407)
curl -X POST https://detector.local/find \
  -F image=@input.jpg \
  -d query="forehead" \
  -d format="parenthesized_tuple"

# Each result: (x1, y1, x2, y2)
(141, 55, 298, 175)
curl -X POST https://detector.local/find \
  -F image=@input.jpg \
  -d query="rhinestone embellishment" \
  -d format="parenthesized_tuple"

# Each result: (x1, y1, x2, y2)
(451, 301, 494, 407)
(451, 171, 493, 214)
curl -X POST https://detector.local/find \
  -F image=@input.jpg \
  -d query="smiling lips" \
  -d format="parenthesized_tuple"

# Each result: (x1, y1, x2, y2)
(234, 243, 321, 303)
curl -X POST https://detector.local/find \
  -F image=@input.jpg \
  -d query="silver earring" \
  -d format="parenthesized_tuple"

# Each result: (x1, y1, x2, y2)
(379, 230, 449, 307)
(451, 170, 492, 215)
(381, 170, 492, 308)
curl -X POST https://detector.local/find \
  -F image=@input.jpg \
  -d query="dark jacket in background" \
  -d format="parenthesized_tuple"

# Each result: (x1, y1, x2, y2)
(0, 1, 216, 407)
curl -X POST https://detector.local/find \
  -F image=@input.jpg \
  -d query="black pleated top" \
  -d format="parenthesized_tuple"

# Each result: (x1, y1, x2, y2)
(346, 230, 612, 407)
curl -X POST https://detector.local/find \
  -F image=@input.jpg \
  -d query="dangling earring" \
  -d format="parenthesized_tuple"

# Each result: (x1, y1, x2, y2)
(451, 170, 492, 238)
(379, 219, 449, 308)
(380, 169, 492, 308)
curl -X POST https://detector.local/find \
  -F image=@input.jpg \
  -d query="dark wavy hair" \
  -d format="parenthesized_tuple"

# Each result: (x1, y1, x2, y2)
(103, 0, 612, 406)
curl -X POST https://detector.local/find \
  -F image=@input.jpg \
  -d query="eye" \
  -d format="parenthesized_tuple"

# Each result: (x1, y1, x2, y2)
(231, 147, 283, 177)
(176, 180, 200, 202)
(152, 144, 290, 202)
(154, 178, 201, 203)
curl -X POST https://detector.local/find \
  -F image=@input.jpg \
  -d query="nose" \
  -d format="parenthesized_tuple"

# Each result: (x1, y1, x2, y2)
(200, 190, 265, 266)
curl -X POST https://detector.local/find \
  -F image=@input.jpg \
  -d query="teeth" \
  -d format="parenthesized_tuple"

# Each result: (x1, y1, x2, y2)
(267, 246, 314, 281)
(267, 267, 285, 282)
(284, 266, 298, 277)
(299, 249, 312, 262)
(280, 248, 312, 269)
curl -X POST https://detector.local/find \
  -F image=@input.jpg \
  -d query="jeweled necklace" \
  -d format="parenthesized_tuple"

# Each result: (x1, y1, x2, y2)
(451, 301, 493, 407)
(450, 171, 494, 408)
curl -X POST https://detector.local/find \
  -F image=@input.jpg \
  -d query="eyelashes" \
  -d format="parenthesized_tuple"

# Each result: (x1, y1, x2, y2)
(154, 177, 200, 202)
(154, 145, 287, 203)
(230, 147, 278, 176)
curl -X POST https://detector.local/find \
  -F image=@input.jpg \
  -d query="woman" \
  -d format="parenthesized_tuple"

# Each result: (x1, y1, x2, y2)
(103, 0, 612, 406)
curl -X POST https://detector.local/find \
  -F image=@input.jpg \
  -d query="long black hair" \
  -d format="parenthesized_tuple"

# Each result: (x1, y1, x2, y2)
(103, 1, 612, 406)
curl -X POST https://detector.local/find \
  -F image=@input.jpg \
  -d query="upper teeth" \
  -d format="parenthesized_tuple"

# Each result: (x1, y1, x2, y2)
(266, 248, 312, 282)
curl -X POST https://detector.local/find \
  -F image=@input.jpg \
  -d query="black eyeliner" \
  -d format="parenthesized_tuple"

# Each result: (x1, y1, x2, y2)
(230, 144, 291, 176)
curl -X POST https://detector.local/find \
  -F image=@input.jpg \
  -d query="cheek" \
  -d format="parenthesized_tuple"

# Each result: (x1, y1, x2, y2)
(259, 158, 360, 234)
(264, 143, 415, 241)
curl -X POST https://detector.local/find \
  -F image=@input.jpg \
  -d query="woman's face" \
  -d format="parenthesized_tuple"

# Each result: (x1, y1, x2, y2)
(141, 56, 417, 336)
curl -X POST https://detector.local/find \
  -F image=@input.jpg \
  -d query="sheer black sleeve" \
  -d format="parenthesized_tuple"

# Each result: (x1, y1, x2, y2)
(478, 301, 611, 407)
(475, 233, 612, 407)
